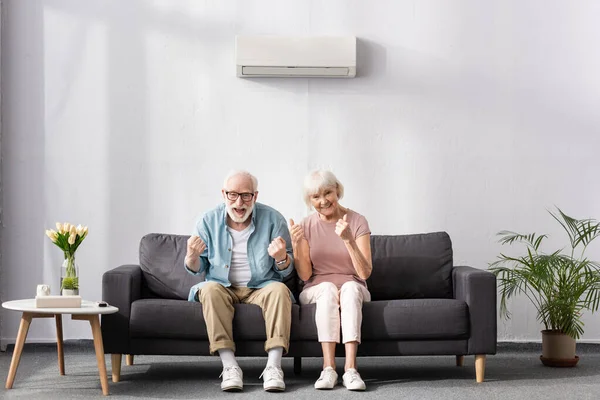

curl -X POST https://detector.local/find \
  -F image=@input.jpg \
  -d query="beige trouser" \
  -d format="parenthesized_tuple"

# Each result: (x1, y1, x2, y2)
(198, 281, 292, 355)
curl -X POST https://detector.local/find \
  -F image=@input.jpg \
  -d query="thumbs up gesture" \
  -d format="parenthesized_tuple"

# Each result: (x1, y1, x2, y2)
(289, 218, 306, 248)
(335, 214, 352, 242)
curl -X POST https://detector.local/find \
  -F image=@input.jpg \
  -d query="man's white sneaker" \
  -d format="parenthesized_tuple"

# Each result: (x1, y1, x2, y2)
(260, 366, 286, 391)
(342, 368, 366, 391)
(220, 366, 243, 391)
(314, 366, 338, 390)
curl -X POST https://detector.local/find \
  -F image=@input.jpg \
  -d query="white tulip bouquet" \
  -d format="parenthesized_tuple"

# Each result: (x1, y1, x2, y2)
(46, 222, 89, 291)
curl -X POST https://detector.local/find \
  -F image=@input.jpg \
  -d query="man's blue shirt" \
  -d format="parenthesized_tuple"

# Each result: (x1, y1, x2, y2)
(185, 202, 294, 302)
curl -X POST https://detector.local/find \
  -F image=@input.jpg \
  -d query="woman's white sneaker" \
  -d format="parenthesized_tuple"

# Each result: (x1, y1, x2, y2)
(220, 366, 243, 391)
(314, 367, 338, 389)
(342, 368, 366, 391)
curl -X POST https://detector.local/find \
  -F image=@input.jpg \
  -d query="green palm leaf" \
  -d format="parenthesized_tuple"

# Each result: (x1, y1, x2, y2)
(489, 208, 600, 340)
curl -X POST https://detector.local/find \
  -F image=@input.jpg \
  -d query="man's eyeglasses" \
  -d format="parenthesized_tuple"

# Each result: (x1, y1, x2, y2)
(225, 191, 255, 202)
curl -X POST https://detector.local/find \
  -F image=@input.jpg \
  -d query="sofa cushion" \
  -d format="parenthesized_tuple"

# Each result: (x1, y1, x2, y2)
(139, 233, 205, 300)
(130, 298, 467, 341)
(131, 298, 302, 341)
(361, 299, 469, 340)
(131, 299, 208, 339)
(367, 232, 453, 300)
(294, 299, 468, 341)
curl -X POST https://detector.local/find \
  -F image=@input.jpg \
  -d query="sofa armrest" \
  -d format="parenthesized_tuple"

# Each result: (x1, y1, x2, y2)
(453, 266, 497, 354)
(101, 264, 142, 354)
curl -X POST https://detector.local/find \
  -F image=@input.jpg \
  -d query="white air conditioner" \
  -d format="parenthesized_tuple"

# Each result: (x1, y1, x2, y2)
(236, 36, 356, 78)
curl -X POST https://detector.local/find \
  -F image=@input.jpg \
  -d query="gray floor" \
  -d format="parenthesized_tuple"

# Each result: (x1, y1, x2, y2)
(1, 342, 599, 400)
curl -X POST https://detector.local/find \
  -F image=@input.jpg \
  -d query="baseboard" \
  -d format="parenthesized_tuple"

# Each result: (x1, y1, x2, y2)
(1, 337, 63, 350)
(498, 339, 600, 344)
(2, 338, 599, 353)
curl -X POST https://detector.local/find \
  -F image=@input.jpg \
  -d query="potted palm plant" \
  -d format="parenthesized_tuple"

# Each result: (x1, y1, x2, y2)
(489, 208, 600, 367)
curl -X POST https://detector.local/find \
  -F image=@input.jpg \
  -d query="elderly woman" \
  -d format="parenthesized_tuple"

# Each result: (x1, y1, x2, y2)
(289, 170, 372, 391)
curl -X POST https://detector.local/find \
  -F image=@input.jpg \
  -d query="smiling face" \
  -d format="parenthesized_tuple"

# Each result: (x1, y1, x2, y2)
(222, 174, 257, 224)
(309, 185, 341, 219)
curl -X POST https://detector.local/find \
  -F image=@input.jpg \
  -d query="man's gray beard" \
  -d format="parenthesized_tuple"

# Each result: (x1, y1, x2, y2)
(226, 203, 254, 223)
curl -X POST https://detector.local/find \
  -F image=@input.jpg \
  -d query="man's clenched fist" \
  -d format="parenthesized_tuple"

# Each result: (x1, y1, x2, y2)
(187, 235, 206, 259)
(268, 236, 287, 263)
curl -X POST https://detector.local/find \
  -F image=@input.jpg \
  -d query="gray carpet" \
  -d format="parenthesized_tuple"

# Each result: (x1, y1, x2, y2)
(1, 342, 599, 399)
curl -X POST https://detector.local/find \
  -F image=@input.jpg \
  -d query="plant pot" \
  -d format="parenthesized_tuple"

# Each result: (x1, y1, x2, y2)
(540, 330, 579, 367)
(62, 289, 78, 296)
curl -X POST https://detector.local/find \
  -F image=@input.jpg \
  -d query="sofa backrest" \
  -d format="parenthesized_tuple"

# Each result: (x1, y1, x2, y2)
(138, 231, 453, 301)
(139, 233, 299, 300)
(367, 232, 453, 300)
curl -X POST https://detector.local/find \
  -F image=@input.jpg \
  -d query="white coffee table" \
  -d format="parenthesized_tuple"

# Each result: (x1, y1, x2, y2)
(2, 299, 118, 396)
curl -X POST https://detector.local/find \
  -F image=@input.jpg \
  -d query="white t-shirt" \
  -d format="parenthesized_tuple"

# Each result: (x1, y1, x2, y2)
(226, 225, 252, 287)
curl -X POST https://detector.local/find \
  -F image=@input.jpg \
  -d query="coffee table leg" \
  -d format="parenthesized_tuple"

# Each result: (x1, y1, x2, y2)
(89, 315, 109, 395)
(55, 314, 65, 375)
(72, 314, 110, 395)
(6, 313, 33, 389)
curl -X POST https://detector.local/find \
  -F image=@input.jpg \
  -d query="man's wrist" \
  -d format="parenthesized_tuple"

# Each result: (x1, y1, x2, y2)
(185, 256, 200, 272)
(276, 254, 288, 266)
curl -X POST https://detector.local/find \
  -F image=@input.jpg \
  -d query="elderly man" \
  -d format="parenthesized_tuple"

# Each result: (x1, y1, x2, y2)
(184, 170, 294, 392)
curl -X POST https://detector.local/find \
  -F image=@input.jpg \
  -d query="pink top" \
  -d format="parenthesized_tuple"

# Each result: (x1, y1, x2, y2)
(301, 209, 371, 290)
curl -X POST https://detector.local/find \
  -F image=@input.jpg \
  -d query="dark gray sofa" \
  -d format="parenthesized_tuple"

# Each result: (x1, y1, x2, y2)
(101, 231, 496, 383)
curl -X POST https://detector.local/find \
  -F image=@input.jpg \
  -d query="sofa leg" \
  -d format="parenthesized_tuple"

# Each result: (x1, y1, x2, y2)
(126, 354, 134, 366)
(111, 354, 122, 382)
(456, 355, 464, 367)
(475, 354, 486, 383)
(294, 357, 302, 375)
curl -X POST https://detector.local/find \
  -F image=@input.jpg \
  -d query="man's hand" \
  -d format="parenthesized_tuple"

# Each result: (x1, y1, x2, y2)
(289, 219, 305, 248)
(268, 236, 287, 263)
(335, 214, 353, 242)
(186, 235, 206, 259)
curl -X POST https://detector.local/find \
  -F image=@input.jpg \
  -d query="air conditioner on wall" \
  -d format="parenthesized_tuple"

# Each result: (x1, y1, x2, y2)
(235, 36, 356, 78)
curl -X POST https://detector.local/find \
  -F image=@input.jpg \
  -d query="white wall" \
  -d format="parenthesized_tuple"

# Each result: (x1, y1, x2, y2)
(2, 0, 600, 345)
(0, 0, 3, 346)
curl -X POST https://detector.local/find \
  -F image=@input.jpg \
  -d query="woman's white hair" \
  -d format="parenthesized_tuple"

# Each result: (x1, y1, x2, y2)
(223, 170, 258, 192)
(303, 169, 344, 206)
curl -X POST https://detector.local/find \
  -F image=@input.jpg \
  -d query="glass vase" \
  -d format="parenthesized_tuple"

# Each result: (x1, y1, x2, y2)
(60, 254, 79, 296)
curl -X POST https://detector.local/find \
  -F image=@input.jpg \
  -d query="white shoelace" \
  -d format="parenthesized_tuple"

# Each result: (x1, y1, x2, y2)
(319, 368, 337, 383)
(345, 369, 361, 383)
(260, 366, 283, 381)
(219, 366, 241, 379)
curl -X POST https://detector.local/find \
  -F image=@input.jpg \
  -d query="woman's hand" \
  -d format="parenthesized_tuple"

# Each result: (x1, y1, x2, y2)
(335, 214, 353, 242)
(289, 219, 306, 248)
